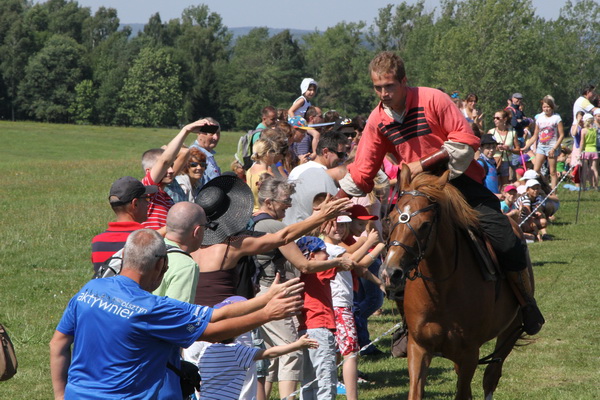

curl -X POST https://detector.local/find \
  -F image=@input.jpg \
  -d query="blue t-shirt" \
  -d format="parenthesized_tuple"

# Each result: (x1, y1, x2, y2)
(500, 200, 515, 214)
(199, 343, 260, 400)
(477, 155, 499, 194)
(57, 275, 212, 400)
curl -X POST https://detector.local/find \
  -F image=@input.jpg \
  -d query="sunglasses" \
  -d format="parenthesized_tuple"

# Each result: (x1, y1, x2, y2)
(199, 219, 218, 231)
(189, 162, 207, 168)
(328, 148, 347, 160)
(272, 198, 293, 206)
(154, 254, 169, 273)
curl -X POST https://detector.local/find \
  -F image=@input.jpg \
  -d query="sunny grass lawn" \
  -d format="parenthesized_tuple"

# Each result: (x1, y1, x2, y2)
(1, 121, 599, 399)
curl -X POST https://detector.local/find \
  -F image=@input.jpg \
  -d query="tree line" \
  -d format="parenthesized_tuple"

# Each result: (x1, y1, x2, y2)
(0, 0, 598, 130)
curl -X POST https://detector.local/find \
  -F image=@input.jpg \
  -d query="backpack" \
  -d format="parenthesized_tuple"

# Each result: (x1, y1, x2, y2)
(93, 245, 191, 279)
(235, 129, 263, 170)
(234, 213, 275, 299)
(0, 323, 17, 381)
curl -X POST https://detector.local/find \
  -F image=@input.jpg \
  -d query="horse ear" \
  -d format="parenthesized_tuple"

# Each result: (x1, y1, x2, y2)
(436, 169, 451, 187)
(400, 163, 412, 189)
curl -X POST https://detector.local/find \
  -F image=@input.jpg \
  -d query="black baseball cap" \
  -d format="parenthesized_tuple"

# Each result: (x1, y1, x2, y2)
(480, 134, 497, 146)
(109, 176, 157, 205)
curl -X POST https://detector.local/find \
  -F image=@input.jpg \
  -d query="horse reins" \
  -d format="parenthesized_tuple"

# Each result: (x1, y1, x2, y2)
(387, 189, 458, 282)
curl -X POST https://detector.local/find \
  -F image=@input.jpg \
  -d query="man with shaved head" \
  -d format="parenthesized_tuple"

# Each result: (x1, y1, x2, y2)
(153, 201, 207, 303)
(152, 202, 208, 399)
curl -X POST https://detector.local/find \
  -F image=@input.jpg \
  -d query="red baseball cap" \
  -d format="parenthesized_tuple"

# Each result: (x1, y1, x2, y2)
(348, 204, 378, 221)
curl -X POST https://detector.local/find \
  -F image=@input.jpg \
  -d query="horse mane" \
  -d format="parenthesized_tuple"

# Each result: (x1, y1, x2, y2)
(409, 173, 479, 232)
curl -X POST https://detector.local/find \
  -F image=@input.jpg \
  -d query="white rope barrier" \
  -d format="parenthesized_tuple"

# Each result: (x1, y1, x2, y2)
(518, 163, 575, 228)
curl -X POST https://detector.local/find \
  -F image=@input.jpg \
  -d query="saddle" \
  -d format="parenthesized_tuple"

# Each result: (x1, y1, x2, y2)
(465, 228, 502, 282)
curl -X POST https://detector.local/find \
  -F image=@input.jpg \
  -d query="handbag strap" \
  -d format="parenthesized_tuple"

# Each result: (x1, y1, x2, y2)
(166, 362, 183, 378)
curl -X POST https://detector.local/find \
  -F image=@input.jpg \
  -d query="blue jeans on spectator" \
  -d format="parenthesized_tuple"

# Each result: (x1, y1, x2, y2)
(353, 258, 384, 351)
(299, 328, 337, 400)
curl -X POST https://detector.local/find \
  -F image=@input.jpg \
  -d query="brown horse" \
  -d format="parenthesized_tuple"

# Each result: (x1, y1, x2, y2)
(383, 166, 531, 400)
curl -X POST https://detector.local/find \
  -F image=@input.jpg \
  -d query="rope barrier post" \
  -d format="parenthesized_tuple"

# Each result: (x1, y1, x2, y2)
(575, 161, 584, 224)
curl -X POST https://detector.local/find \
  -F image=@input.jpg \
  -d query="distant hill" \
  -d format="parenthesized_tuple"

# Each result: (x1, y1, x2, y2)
(119, 23, 316, 43)
(229, 27, 316, 43)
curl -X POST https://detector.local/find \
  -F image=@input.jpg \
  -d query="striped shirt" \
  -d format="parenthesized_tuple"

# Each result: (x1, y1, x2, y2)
(199, 343, 259, 400)
(349, 86, 483, 194)
(91, 221, 143, 272)
(515, 194, 543, 220)
(141, 171, 173, 230)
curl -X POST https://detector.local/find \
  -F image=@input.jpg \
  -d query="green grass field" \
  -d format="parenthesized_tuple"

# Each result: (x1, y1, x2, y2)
(1, 121, 598, 399)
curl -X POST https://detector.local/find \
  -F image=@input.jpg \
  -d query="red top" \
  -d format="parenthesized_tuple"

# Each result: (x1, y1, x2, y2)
(349, 86, 484, 193)
(298, 268, 336, 331)
(141, 171, 173, 230)
(91, 221, 144, 272)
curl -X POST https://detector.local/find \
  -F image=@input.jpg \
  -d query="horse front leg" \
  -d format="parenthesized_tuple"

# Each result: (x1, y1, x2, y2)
(407, 337, 432, 400)
(453, 349, 479, 400)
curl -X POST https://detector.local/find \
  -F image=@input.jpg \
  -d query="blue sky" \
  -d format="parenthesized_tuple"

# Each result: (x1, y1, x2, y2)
(41, 0, 570, 30)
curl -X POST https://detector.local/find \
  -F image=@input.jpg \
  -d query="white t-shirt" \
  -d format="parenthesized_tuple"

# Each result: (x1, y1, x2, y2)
(573, 96, 595, 122)
(536, 114, 562, 147)
(326, 243, 353, 308)
(283, 161, 338, 225)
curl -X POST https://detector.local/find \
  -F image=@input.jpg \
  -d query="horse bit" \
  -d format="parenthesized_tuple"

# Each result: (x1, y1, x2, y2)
(387, 190, 439, 281)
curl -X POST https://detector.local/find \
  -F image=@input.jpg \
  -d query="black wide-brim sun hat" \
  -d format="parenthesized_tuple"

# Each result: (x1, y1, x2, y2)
(196, 175, 253, 245)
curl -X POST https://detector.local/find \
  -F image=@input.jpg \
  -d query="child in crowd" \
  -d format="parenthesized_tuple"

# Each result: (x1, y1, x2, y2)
(580, 113, 598, 190)
(322, 216, 385, 400)
(231, 160, 246, 182)
(524, 96, 565, 189)
(500, 184, 519, 221)
(570, 111, 585, 186)
(477, 134, 500, 194)
(345, 204, 385, 358)
(295, 236, 342, 400)
(198, 296, 319, 400)
(515, 179, 547, 242)
(288, 78, 317, 118)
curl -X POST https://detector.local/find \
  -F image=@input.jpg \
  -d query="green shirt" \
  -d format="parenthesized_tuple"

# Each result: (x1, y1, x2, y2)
(152, 238, 198, 303)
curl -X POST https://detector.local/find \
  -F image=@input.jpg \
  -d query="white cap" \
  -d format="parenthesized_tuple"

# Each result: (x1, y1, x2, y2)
(594, 108, 600, 116)
(583, 113, 594, 121)
(300, 78, 317, 94)
(519, 169, 539, 181)
(336, 215, 352, 223)
(525, 179, 540, 188)
(517, 185, 527, 194)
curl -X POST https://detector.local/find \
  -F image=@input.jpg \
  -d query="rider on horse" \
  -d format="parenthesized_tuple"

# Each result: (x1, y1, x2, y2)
(335, 51, 544, 336)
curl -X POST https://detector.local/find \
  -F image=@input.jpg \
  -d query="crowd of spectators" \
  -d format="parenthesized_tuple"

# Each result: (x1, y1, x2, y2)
(50, 52, 598, 400)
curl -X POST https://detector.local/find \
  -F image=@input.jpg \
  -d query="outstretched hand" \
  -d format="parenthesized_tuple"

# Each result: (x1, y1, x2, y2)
(184, 118, 217, 134)
(297, 334, 319, 349)
(314, 194, 352, 220)
(336, 256, 356, 271)
(266, 273, 304, 300)
(264, 289, 304, 321)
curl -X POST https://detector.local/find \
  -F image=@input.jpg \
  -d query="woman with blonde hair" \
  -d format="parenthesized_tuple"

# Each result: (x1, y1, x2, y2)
(246, 138, 280, 210)
(488, 108, 520, 185)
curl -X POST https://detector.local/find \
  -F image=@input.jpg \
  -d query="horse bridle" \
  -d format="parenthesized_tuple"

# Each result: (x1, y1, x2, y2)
(387, 190, 439, 281)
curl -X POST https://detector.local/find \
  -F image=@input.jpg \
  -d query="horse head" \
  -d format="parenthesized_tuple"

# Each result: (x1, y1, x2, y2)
(383, 164, 450, 293)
